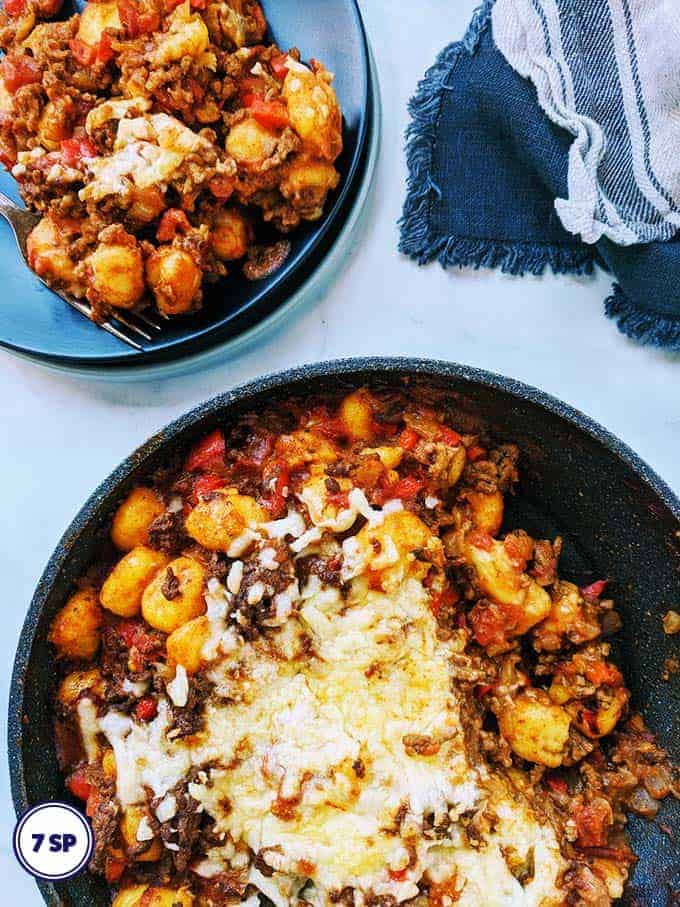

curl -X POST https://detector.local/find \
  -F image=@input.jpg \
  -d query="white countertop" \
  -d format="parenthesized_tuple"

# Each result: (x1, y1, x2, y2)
(2, 0, 679, 900)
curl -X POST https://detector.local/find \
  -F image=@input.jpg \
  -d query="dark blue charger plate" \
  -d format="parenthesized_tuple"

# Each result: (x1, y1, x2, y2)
(0, 0, 370, 368)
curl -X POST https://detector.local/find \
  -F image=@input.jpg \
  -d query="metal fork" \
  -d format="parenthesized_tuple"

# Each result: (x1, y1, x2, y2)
(0, 191, 164, 350)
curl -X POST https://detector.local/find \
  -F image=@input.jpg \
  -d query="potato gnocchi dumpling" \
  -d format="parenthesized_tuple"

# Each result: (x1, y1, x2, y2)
(49, 587, 102, 659)
(49, 387, 675, 907)
(2, 0, 344, 323)
(111, 487, 165, 551)
(141, 556, 207, 632)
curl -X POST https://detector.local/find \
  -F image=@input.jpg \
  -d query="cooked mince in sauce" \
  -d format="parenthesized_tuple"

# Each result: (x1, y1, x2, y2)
(0, 0, 342, 320)
(49, 386, 677, 906)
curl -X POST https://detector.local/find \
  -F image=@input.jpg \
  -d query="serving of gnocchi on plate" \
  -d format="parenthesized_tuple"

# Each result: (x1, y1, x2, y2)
(0, 0, 343, 321)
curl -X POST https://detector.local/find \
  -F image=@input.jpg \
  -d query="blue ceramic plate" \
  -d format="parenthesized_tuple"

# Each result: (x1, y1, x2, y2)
(0, 0, 370, 367)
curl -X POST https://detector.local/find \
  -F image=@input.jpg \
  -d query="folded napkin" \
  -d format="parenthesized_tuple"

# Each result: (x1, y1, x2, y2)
(400, 0, 680, 350)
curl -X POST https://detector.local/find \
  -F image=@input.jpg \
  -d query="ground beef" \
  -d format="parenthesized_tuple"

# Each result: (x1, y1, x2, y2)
(147, 510, 186, 555)
(170, 674, 214, 739)
(83, 771, 119, 874)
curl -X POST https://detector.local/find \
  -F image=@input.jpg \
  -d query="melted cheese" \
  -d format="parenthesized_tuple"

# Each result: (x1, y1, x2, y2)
(97, 485, 566, 906)
(80, 112, 218, 202)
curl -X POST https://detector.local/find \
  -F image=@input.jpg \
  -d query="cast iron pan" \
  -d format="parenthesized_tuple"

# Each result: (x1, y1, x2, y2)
(9, 359, 680, 905)
(0, 0, 370, 368)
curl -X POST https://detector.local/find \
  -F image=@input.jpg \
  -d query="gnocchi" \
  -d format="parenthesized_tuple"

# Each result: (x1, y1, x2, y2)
(49, 587, 103, 659)
(141, 556, 207, 633)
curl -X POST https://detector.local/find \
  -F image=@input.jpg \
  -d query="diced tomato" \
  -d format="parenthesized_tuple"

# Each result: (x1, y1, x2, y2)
(190, 0, 206, 8)
(156, 208, 191, 242)
(263, 460, 290, 519)
(135, 696, 158, 722)
(185, 429, 226, 473)
(69, 35, 113, 66)
(580, 708, 600, 736)
(67, 771, 93, 802)
(574, 800, 612, 848)
(117, 0, 160, 36)
(430, 587, 459, 617)
(192, 474, 225, 503)
(97, 32, 115, 63)
(545, 773, 568, 795)
(70, 38, 96, 66)
(437, 426, 462, 447)
(466, 445, 486, 462)
(504, 534, 532, 570)
(238, 76, 266, 103)
(585, 660, 623, 687)
(4, 0, 27, 14)
(388, 868, 409, 882)
(308, 407, 346, 441)
(399, 428, 419, 451)
(85, 790, 102, 818)
(581, 579, 608, 599)
(117, 619, 144, 648)
(104, 854, 127, 883)
(0, 55, 41, 93)
(117, 620, 161, 656)
(467, 529, 493, 551)
(245, 96, 289, 130)
(270, 53, 289, 80)
(469, 600, 509, 650)
(208, 175, 235, 200)
(387, 476, 424, 501)
(61, 137, 98, 168)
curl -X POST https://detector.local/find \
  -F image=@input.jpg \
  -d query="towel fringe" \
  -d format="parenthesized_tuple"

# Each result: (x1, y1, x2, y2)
(430, 235, 594, 276)
(399, 0, 495, 260)
(605, 284, 680, 351)
(399, 0, 592, 279)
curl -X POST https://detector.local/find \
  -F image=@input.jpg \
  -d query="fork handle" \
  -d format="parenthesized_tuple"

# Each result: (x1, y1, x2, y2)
(0, 190, 20, 221)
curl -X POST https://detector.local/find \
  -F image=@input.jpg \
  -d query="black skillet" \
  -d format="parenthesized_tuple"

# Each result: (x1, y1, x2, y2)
(9, 359, 680, 905)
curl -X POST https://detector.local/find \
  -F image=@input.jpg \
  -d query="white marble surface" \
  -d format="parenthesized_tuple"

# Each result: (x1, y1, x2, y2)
(2, 0, 680, 900)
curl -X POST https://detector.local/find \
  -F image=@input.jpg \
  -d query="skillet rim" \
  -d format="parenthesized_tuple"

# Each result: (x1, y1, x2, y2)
(9, 355, 680, 903)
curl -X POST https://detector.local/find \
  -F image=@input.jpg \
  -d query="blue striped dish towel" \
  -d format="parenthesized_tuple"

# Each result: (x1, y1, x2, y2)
(400, 0, 680, 350)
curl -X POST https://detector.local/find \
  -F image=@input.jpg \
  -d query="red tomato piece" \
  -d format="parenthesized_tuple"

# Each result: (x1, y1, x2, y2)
(245, 97, 289, 130)
(208, 175, 235, 200)
(105, 854, 127, 883)
(581, 579, 608, 599)
(466, 445, 487, 462)
(437, 426, 462, 447)
(192, 474, 225, 503)
(399, 428, 419, 451)
(585, 661, 623, 687)
(61, 137, 98, 168)
(270, 53, 289, 80)
(117, 0, 159, 36)
(1, 55, 41, 93)
(4, 0, 27, 16)
(185, 429, 226, 473)
(156, 208, 192, 242)
(69, 38, 98, 66)
(469, 600, 510, 649)
(467, 529, 494, 551)
(135, 696, 158, 722)
(430, 588, 459, 617)
(262, 460, 290, 518)
(67, 771, 93, 802)
(545, 773, 568, 795)
(387, 476, 424, 500)
(574, 800, 612, 848)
